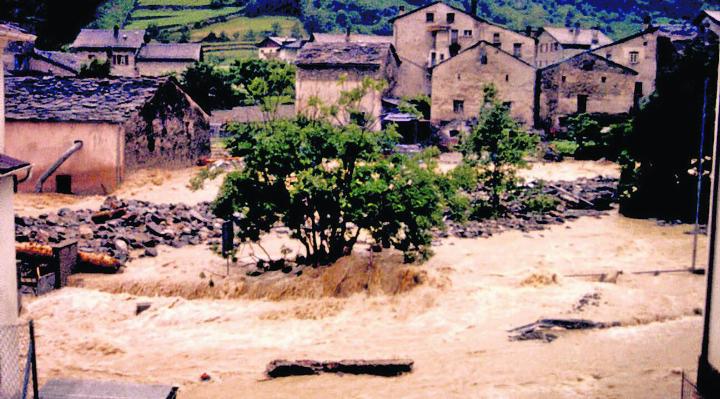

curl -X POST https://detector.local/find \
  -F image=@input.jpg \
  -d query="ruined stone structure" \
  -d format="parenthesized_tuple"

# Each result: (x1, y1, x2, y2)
(534, 27, 612, 67)
(4, 76, 210, 194)
(390, 1, 535, 97)
(295, 42, 400, 131)
(537, 52, 638, 129)
(431, 41, 536, 126)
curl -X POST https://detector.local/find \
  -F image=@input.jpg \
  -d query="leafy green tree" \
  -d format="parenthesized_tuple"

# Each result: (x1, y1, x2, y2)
(228, 59, 295, 109)
(215, 111, 446, 265)
(460, 84, 538, 214)
(180, 62, 237, 111)
(243, 29, 256, 41)
(290, 22, 303, 39)
(79, 59, 111, 78)
(178, 26, 191, 43)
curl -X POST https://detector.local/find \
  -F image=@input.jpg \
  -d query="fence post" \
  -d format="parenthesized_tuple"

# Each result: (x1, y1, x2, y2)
(28, 321, 38, 399)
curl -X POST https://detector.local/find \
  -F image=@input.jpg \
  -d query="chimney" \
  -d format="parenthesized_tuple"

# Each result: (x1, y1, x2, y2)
(643, 15, 653, 31)
(525, 25, 532, 37)
(398, 5, 405, 15)
(113, 25, 119, 39)
(469, 0, 478, 16)
(345, 26, 351, 42)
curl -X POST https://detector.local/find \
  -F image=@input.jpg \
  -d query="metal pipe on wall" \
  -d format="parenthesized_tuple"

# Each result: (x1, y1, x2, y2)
(34, 140, 83, 193)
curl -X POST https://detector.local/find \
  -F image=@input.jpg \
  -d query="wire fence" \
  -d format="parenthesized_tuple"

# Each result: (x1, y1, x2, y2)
(0, 321, 38, 399)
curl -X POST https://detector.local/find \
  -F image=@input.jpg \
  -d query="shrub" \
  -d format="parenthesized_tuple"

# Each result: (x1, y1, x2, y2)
(550, 139, 578, 157)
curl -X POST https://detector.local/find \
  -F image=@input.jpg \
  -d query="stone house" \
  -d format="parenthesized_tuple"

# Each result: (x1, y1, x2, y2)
(70, 28, 147, 76)
(295, 42, 400, 131)
(591, 26, 660, 97)
(4, 76, 210, 194)
(0, 23, 34, 399)
(535, 27, 612, 67)
(4, 40, 80, 76)
(431, 40, 536, 126)
(256, 36, 301, 61)
(537, 52, 638, 129)
(70, 28, 201, 77)
(308, 33, 393, 44)
(136, 43, 203, 76)
(390, 1, 535, 97)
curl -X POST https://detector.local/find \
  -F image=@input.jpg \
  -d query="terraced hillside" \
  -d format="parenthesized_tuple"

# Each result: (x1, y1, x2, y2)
(91, 0, 304, 62)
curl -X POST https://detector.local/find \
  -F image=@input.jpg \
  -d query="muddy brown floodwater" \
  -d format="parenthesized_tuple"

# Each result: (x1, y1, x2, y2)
(16, 160, 709, 398)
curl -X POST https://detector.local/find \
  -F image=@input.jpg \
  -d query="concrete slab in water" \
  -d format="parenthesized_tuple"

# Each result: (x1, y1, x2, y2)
(40, 378, 178, 399)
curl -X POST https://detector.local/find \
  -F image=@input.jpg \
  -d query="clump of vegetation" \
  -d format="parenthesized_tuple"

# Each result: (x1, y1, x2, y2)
(563, 113, 629, 161)
(180, 62, 238, 111)
(79, 59, 111, 78)
(398, 94, 431, 120)
(459, 84, 539, 216)
(213, 80, 449, 265)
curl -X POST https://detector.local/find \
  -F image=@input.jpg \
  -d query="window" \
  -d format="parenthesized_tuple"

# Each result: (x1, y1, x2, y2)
(453, 100, 464, 114)
(601, 76, 607, 83)
(635, 82, 644, 97)
(553, 43, 559, 51)
(56, 175, 72, 194)
(561, 75, 567, 83)
(505, 74, 509, 82)
(88, 54, 95, 60)
(447, 13, 455, 23)
(479, 49, 488, 64)
(464, 30, 472, 37)
(430, 52, 436, 66)
(492, 32, 501, 46)
(112, 54, 129, 65)
(440, 53, 445, 61)
(513, 43, 522, 57)
(426, 12, 434, 22)
(502, 101, 512, 110)
(606, 52, 612, 60)
(449, 130, 460, 137)
(577, 95, 588, 113)
(643, 41, 648, 46)
(629, 51, 639, 64)
(451, 29, 458, 44)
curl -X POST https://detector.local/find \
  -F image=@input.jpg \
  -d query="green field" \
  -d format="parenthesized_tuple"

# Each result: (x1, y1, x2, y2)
(126, 7, 242, 29)
(138, 0, 213, 6)
(190, 16, 304, 41)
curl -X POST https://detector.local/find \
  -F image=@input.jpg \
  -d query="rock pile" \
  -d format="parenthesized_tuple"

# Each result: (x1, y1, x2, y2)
(15, 197, 224, 265)
(441, 176, 617, 239)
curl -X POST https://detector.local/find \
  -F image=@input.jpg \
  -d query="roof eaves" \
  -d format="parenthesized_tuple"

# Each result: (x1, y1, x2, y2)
(591, 26, 660, 52)
(538, 51, 638, 75)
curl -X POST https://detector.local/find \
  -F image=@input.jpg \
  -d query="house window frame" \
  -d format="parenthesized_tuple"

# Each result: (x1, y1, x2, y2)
(513, 43, 522, 57)
(426, 12, 435, 23)
(492, 32, 501, 46)
(629, 51, 639, 64)
(446, 13, 455, 23)
(453, 100, 465, 114)
(464, 30, 472, 37)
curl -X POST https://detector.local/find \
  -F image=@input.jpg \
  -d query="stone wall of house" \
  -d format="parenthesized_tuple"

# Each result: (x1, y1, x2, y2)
(296, 54, 396, 131)
(535, 31, 587, 67)
(392, 2, 534, 97)
(592, 30, 659, 95)
(538, 53, 637, 129)
(5, 121, 124, 194)
(431, 42, 536, 125)
(28, 57, 76, 76)
(136, 60, 194, 77)
(73, 49, 137, 77)
(123, 82, 211, 171)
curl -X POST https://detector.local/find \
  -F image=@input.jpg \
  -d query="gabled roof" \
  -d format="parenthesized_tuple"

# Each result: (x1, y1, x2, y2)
(540, 27, 612, 48)
(33, 49, 81, 74)
(296, 42, 400, 68)
(431, 40, 535, 70)
(0, 23, 35, 42)
(137, 43, 202, 61)
(309, 33, 393, 44)
(591, 26, 660, 52)
(0, 154, 30, 176)
(4, 76, 174, 123)
(256, 36, 297, 47)
(539, 51, 638, 75)
(696, 10, 720, 25)
(71, 29, 146, 50)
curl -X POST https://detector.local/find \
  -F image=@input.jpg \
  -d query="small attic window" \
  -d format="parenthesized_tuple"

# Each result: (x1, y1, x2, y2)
(601, 76, 607, 83)
(447, 13, 455, 23)
(479, 49, 488, 64)
(505, 74, 509, 82)
(426, 13, 435, 22)
(561, 75, 567, 83)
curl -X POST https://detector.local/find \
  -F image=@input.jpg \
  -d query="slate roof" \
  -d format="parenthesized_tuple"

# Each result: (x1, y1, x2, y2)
(431, 40, 535, 69)
(71, 29, 146, 50)
(256, 36, 297, 47)
(296, 42, 399, 67)
(4, 76, 170, 123)
(539, 51, 638, 75)
(309, 33, 393, 44)
(0, 154, 30, 176)
(33, 49, 82, 73)
(542, 27, 612, 48)
(137, 43, 202, 61)
(0, 23, 35, 41)
(211, 104, 296, 124)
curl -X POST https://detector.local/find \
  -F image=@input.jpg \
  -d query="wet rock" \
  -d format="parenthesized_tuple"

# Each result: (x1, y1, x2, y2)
(144, 247, 158, 257)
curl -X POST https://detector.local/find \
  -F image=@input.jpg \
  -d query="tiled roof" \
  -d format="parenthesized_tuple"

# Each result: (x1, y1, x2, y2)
(71, 29, 146, 50)
(310, 33, 393, 44)
(0, 153, 30, 175)
(4, 76, 169, 123)
(0, 23, 35, 41)
(542, 27, 612, 48)
(296, 42, 397, 67)
(137, 43, 202, 61)
(210, 104, 296, 124)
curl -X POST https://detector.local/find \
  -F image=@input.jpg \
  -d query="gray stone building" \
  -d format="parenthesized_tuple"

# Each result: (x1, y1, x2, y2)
(390, 1, 535, 97)
(295, 42, 400, 131)
(431, 40, 536, 126)
(535, 27, 612, 67)
(537, 52, 638, 129)
(4, 76, 210, 194)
